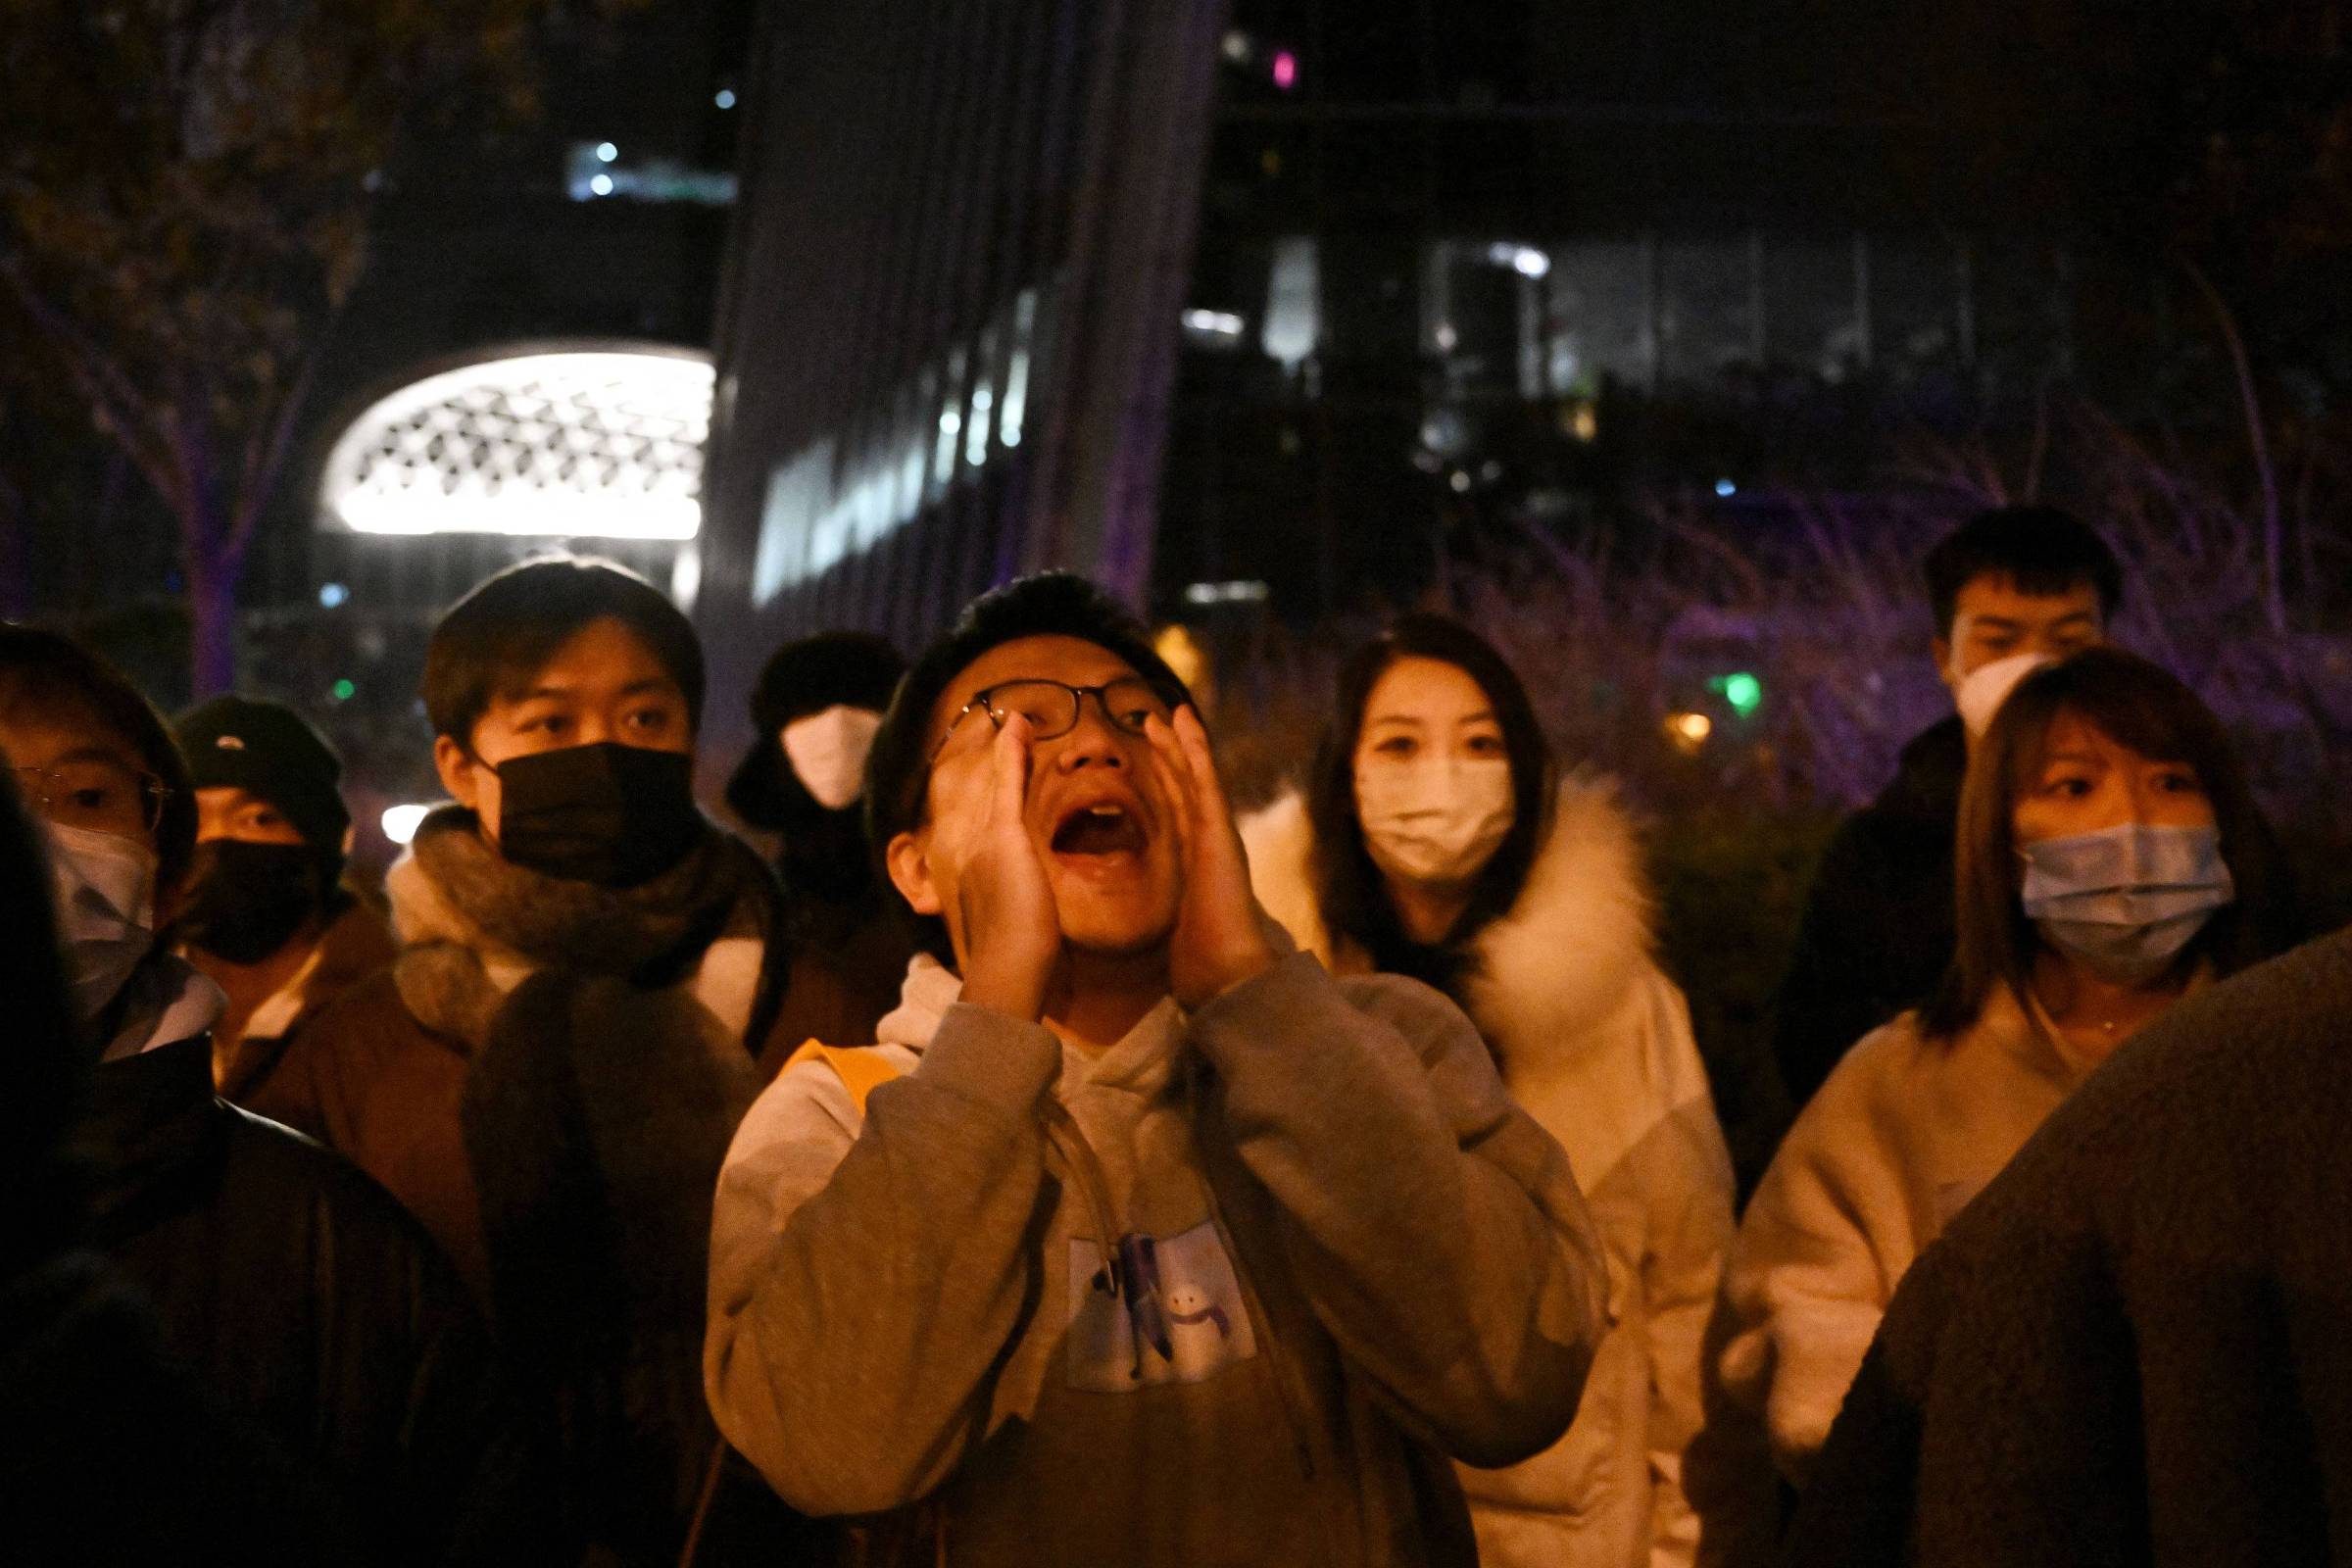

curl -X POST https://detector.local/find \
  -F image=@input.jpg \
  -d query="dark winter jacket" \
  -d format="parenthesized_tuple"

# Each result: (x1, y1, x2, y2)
(272, 808, 785, 1563)
(79, 1034, 543, 1567)
(754, 842, 915, 1074)
(1771, 716, 1967, 1112)
(1786, 924, 2352, 1568)
(214, 892, 397, 1113)
(0, 1250, 345, 1566)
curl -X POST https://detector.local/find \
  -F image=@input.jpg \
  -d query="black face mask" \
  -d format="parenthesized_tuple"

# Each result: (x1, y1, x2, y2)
(494, 742, 702, 888)
(182, 840, 328, 964)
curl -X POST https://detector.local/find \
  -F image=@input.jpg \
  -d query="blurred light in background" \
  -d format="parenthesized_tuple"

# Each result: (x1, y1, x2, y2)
(1271, 51, 1298, 90)
(381, 805, 431, 846)
(1496, 244, 1550, 279)
(595, 141, 618, 163)
(714, 89, 737, 110)
(1152, 624, 1218, 718)
(1711, 670, 1764, 718)
(1182, 580, 1270, 607)
(317, 581, 350, 609)
(1182, 307, 1247, 348)
(1665, 711, 1714, 753)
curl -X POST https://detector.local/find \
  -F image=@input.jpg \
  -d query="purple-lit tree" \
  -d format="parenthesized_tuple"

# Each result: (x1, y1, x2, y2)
(0, 0, 622, 693)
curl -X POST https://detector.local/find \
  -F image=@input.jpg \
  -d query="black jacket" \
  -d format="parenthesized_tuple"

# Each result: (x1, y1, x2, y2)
(0, 1249, 345, 1566)
(1771, 715, 1967, 1112)
(1788, 926, 2352, 1568)
(80, 1037, 551, 1567)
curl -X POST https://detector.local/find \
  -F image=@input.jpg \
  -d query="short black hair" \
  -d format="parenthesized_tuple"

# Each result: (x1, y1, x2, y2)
(421, 555, 706, 745)
(864, 573, 1191, 956)
(0, 623, 200, 900)
(1922, 505, 2124, 639)
(1306, 613, 1555, 996)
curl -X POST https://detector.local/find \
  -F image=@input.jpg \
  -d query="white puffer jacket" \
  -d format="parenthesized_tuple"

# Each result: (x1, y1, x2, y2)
(1245, 778, 1735, 1568)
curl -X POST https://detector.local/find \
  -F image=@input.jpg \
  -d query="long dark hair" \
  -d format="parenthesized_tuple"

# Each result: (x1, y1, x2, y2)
(1305, 614, 1554, 995)
(1922, 647, 2298, 1041)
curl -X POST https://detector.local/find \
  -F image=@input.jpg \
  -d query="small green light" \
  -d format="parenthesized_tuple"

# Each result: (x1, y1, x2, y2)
(332, 678, 356, 702)
(1710, 671, 1763, 718)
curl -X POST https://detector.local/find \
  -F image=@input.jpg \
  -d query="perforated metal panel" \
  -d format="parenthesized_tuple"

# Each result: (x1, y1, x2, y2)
(318, 347, 713, 539)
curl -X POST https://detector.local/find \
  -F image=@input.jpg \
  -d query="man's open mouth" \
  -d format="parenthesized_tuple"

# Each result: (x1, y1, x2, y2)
(1051, 802, 1148, 858)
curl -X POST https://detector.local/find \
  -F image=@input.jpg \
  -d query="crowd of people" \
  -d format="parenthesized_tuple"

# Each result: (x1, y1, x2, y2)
(1, 504, 2342, 1567)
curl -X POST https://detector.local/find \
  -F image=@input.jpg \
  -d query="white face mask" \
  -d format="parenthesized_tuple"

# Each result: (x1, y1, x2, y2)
(43, 818, 159, 1022)
(1955, 650, 2055, 739)
(782, 705, 884, 810)
(1354, 757, 1515, 887)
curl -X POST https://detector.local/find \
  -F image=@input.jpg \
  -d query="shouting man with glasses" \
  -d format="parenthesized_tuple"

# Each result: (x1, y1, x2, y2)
(0, 624, 539, 1564)
(706, 573, 1611, 1567)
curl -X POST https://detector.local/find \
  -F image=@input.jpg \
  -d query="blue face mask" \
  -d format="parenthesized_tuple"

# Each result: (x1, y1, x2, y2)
(2018, 822, 2235, 984)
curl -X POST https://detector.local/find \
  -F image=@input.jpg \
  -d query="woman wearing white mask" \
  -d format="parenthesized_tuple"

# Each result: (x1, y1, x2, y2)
(725, 630, 914, 1072)
(1709, 647, 2299, 1520)
(1244, 613, 1736, 1568)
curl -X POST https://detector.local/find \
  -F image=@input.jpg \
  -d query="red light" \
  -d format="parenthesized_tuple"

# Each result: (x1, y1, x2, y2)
(1272, 51, 1298, 90)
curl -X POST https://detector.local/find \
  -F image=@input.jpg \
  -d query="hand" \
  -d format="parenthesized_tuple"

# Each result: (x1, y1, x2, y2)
(944, 714, 1061, 1021)
(1147, 706, 1278, 1008)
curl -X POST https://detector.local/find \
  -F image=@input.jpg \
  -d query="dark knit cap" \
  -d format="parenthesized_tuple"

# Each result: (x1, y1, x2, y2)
(726, 633, 906, 830)
(172, 697, 351, 853)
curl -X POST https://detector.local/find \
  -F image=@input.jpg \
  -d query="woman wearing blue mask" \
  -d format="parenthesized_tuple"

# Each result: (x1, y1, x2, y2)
(1706, 648, 2297, 1518)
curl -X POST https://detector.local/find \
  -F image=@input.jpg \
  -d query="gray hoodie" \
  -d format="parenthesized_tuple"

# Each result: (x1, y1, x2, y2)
(705, 951, 1610, 1566)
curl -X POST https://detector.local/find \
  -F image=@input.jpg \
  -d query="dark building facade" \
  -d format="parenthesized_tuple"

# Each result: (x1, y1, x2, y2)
(1152, 0, 2199, 618)
(693, 0, 1230, 742)
(707, 0, 2209, 654)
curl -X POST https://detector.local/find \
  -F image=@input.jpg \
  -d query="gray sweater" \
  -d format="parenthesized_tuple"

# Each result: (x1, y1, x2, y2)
(705, 952, 1611, 1566)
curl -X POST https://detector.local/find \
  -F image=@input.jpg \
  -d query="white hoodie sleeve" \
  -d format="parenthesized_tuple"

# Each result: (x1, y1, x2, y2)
(703, 1004, 1061, 1516)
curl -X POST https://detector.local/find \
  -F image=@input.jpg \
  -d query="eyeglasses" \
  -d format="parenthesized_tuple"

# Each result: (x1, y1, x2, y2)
(927, 677, 1174, 765)
(13, 760, 173, 838)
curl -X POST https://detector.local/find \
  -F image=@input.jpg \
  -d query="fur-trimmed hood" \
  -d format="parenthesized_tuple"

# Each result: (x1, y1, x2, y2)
(1241, 775, 1661, 1075)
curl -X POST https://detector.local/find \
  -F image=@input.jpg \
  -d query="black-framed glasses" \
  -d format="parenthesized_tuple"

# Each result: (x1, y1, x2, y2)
(13, 760, 173, 838)
(927, 677, 1174, 765)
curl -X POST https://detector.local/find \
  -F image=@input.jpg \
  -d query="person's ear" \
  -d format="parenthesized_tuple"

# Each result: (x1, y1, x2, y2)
(885, 826, 943, 916)
(1933, 633, 1961, 696)
(434, 734, 483, 810)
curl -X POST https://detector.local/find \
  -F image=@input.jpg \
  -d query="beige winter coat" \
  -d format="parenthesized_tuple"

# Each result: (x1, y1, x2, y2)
(1244, 779, 1735, 1568)
(1715, 985, 2109, 1487)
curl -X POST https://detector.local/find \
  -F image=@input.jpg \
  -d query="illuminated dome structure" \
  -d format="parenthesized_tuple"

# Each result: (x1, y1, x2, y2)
(319, 344, 713, 540)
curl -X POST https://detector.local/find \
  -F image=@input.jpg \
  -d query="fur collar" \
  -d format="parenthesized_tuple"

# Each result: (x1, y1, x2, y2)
(1241, 775, 1660, 1071)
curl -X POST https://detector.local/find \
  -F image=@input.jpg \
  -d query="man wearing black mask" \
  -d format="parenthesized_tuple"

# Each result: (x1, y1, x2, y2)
(725, 631, 912, 1071)
(174, 696, 394, 1110)
(276, 555, 793, 1565)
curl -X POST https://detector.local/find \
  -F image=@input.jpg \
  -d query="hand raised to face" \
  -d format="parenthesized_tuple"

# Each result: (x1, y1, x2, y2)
(1145, 706, 1280, 1009)
(929, 713, 1064, 1022)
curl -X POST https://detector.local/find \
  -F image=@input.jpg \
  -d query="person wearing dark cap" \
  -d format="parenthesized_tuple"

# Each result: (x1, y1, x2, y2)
(725, 631, 913, 1069)
(174, 695, 394, 1113)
